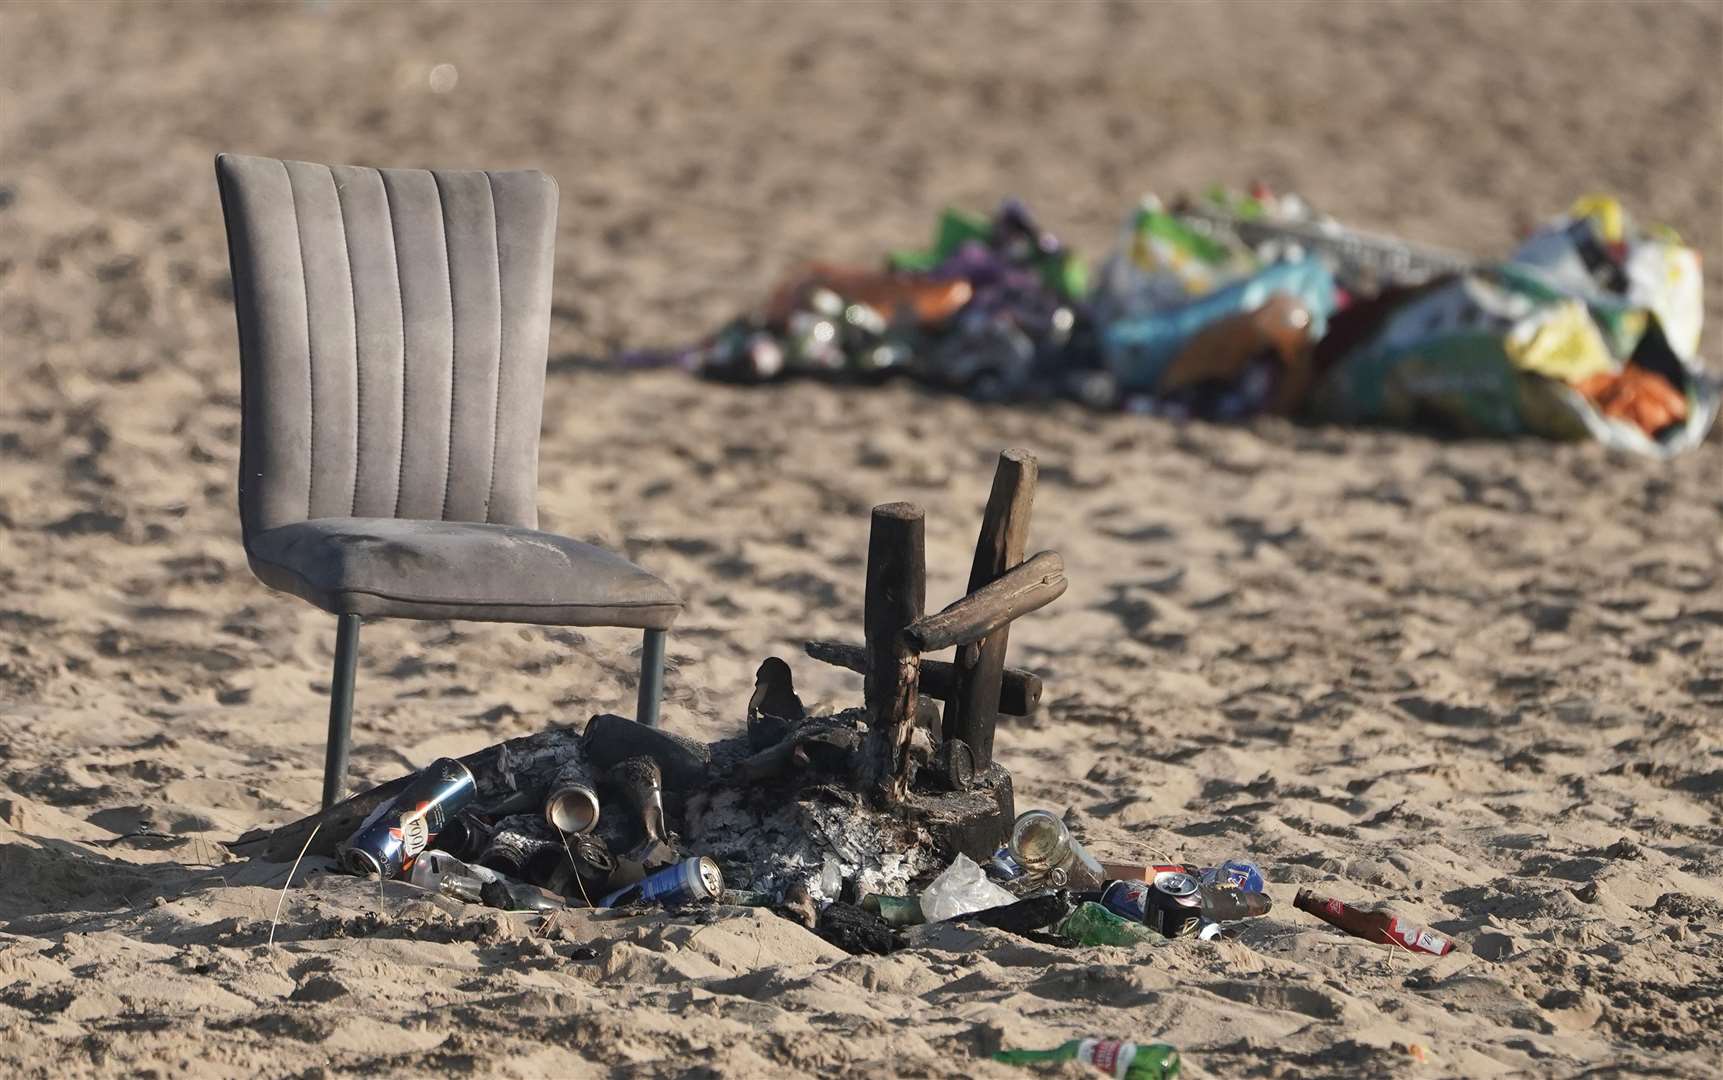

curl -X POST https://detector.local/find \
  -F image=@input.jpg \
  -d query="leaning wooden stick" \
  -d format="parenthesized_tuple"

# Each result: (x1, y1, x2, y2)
(901, 550, 1066, 654)
(945, 447, 1037, 768)
(802, 640, 1043, 716)
(854, 502, 926, 808)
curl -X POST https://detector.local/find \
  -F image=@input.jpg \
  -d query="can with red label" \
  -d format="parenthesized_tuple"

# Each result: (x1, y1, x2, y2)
(339, 757, 476, 880)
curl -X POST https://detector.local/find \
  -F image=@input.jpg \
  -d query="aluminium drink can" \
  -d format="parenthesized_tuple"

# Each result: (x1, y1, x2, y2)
(1199, 860, 1266, 893)
(339, 757, 477, 880)
(598, 856, 723, 909)
(477, 814, 564, 882)
(987, 845, 1027, 883)
(1099, 879, 1154, 922)
(1148, 870, 1205, 938)
(1100, 872, 1203, 937)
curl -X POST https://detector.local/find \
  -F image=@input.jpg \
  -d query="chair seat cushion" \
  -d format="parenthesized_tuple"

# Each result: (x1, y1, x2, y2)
(247, 518, 681, 629)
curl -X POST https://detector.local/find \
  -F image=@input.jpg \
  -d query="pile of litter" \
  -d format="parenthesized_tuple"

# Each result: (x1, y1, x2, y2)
(644, 190, 1716, 457)
(239, 703, 1463, 1080)
(226, 449, 1477, 1078)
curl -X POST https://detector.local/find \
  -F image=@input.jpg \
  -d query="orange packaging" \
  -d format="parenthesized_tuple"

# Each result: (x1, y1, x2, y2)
(1573, 364, 1688, 434)
(764, 262, 974, 328)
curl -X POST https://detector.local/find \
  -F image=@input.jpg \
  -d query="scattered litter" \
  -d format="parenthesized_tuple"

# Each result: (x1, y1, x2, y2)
(225, 449, 1480, 1080)
(1056, 901, 1166, 947)
(1312, 204, 1717, 456)
(860, 892, 926, 927)
(918, 852, 1018, 922)
(1294, 888, 1456, 956)
(1198, 858, 1266, 892)
(1396, 1041, 1432, 1064)
(1098, 872, 1271, 938)
(993, 1037, 1182, 1078)
(668, 199, 1089, 403)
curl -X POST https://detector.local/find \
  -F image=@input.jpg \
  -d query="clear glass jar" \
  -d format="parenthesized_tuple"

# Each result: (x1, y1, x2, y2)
(1009, 810, 1104, 890)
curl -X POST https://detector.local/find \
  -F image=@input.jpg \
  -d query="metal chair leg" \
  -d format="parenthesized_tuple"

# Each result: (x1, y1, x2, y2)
(637, 627, 667, 728)
(322, 614, 361, 809)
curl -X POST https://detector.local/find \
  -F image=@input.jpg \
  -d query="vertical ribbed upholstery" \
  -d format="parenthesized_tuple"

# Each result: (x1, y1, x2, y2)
(214, 154, 556, 538)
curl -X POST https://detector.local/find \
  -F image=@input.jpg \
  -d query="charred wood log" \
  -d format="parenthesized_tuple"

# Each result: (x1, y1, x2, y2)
(802, 640, 1044, 717)
(855, 502, 926, 808)
(736, 726, 863, 784)
(581, 712, 712, 792)
(945, 447, 1036, 770)
(901, 551, 1066, 654)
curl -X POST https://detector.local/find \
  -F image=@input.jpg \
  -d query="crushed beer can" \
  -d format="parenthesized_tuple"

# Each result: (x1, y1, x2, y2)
(1198, 859, 1265, 893)
(339, 757, 476, 879)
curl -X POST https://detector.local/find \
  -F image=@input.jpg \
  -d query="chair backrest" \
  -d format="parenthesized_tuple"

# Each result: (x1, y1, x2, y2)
(215, 153, 557, 537)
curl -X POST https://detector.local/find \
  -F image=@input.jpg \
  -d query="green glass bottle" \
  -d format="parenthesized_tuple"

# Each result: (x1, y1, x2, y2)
(1056, 901, 1164, 947)
(994, 1038, 1181, 1079)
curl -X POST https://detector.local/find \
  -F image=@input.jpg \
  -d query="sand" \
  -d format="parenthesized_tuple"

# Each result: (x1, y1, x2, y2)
(1, 0, 1721, 1076)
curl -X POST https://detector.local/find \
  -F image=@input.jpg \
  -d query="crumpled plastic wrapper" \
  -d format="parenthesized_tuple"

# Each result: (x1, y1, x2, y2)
(918, 852, 1018, 923)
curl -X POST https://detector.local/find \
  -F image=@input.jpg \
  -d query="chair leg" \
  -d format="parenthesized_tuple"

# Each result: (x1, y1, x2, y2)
(322, 614, 362, 809)
(637, 627, 667, 729)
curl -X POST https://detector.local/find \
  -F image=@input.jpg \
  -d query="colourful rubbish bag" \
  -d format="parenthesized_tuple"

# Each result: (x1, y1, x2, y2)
(1098, 259, 1338, 418)
(1311, 263, 1717, 456)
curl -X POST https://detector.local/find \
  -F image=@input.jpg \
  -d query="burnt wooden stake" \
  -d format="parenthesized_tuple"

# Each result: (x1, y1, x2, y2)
(802, 640, 1043, 716)
(902, 550, 1066, 654)
(856, 502, 926, 807)
(945, 448, 1037, 769)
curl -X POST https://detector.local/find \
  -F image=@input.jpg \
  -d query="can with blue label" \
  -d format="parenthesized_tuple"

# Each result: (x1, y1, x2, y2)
(1100, 871, 1204, 938)
(339, 757, 477, 880)
(1198, 859, 1265, 893)
(987, 844, 1027, 883)
(599, 856, 724, 909)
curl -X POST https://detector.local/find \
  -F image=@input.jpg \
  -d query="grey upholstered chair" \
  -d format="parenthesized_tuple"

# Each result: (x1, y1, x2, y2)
(214, 153, 680, 809)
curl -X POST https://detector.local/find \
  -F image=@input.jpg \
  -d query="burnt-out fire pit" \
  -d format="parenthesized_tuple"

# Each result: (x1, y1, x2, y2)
(231, 449, 1064, 918)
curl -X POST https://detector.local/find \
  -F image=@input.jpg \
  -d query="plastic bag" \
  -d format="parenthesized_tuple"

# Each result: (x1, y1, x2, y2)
(919, 853, 1019, 923)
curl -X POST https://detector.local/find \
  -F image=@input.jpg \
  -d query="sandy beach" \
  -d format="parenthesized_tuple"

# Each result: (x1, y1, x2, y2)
(1, 1, 1720, 1075)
